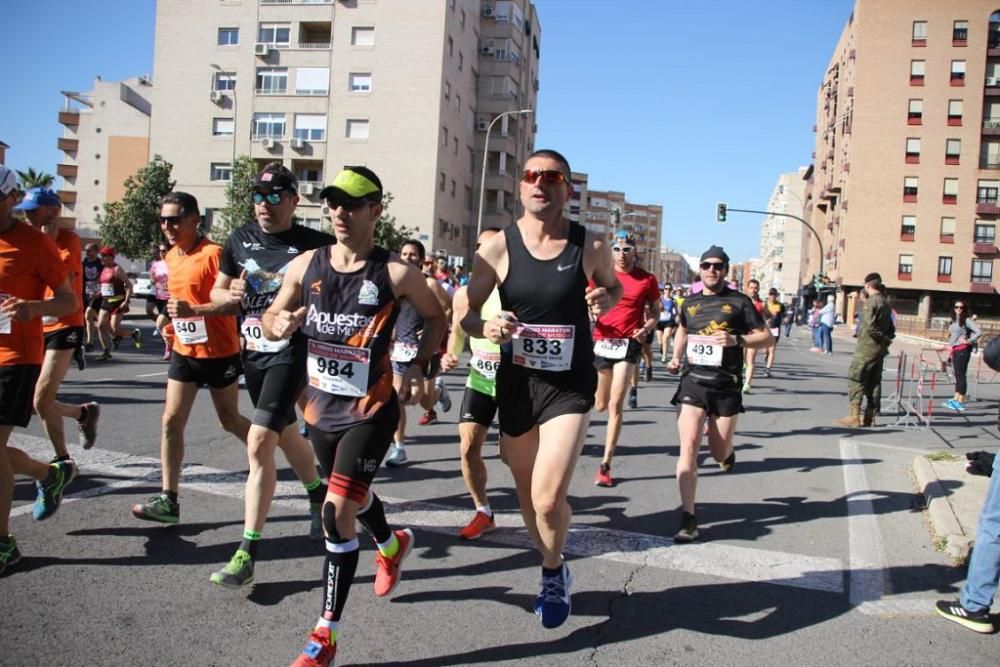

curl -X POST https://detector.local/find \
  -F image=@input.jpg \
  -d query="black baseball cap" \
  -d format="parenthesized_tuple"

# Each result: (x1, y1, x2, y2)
(253, 163, 298, 193)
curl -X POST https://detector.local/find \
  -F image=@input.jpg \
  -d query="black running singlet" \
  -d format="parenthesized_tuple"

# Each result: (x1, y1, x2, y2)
(499, 222, 593, 374)
(300, 246, 400, 431)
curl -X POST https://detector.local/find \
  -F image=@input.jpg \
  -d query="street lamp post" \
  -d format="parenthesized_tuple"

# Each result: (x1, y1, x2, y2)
(476, 109, 533, 237)
(210, 63, 237, 169)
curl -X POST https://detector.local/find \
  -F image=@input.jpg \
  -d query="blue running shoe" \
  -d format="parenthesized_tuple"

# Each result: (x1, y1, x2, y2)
(535, 562, 573, 628)
(33, 460, 78, 521)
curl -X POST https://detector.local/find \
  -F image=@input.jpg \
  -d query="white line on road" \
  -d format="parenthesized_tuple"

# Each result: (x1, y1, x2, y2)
(134, 371, 168, 378)
(850, 439, 929, 455)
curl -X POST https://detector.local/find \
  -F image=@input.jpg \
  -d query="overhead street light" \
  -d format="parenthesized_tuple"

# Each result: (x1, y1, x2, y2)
(476, 109, 533, 237)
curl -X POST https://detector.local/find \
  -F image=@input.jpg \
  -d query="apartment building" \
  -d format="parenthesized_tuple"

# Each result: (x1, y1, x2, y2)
(149, 0, 540, 260)
(56, 77, 153, 241)
(566, 171, 664, 274)
(657, 247, 694, 286)
(806, 0, 1000, 320)
(0, 140, 8, 165)
(757, 167, 809, 299)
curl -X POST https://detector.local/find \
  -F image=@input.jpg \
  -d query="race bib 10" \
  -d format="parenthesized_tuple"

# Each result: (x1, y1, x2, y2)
(241, 316, 288, 353)
(513, 325, 574, 372)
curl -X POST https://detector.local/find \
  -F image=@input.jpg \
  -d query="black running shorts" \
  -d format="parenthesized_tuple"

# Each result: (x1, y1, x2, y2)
(243, 354, 305, 433)
(44, 326, 84, 352)
(657, 320, 676, 331)
(392, 352, 442, 380)
(593, 338, 642, 371)
(0, 365, 41, 427)
(496, 362, 596, 437)
(168, 352, 243, 389)
(459, 386, 498, 427)
(671, 375, 744, 417)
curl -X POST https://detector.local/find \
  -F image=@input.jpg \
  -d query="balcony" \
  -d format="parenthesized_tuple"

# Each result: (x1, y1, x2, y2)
(976, 200, 1000, 215)
(56, 164, 78, 178)
(57, 190, 77, 204)
(974, 242, 999, 255)
(970, 281, 995, 294)
(989, 35, 1000, 56)
(984, 119, 1000, 135)
(296, 41, 331, 49)
(58, 110, 79, 126)
(981, 159, 1000, 169)
(57, 137, 78, 152)
(987, 78, 1000, 95)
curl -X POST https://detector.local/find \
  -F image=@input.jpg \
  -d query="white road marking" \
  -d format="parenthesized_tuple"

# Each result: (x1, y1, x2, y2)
(851, 439, 929, 455)
(135, 371, 168, 378)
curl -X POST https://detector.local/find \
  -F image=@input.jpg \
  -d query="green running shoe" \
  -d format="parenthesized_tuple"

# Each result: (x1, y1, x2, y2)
(131, 492, 179, 524)
(33, 460, 78, 521)
(0, 535, 22, 576)
(132, 328, 143, 350)
(210, 549, 254, 588)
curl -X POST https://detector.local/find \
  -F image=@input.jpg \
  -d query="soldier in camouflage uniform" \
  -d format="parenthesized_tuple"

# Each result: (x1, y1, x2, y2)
(834, 272, 895, 428)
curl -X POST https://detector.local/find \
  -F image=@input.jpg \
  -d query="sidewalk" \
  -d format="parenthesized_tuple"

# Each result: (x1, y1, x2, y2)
(912, 454, 991, 563)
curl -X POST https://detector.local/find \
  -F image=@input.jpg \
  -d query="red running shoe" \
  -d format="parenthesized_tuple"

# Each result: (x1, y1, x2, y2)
(374, 528, 414, 597)
(458, 511, 496, 540)
(594, 463, 613, 487)
(290, 627, 336, 667)
(417, 410, 437, 425)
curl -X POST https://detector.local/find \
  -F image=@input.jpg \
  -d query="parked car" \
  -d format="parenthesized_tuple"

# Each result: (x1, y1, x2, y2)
(133, 271, 154, 297)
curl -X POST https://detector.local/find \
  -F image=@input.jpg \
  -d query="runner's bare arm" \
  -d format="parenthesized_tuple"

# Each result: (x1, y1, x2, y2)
(262, 251, 311, 340)
(446, 285, 468, 358)
(210, 269, 242, 308)
(584, 233, 622, 315)
(117, 266, 133, 302)
(738, 326, 774, 349)
(461, 231, 509, 340)
(668, 323, 688, 372)
(389, 258, 447, 361)
(2, 277, 78, 321)
(427, 277, 453, 321)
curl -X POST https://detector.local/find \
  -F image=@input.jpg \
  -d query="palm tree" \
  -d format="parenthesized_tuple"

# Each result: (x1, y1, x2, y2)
(16, 167, 55, 189)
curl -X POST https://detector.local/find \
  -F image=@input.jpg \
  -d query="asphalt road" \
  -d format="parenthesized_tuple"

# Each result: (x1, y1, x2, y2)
(1, 325, 998, 666)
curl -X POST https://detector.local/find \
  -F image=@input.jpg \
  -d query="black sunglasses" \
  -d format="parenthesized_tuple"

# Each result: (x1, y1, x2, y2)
(700, 261, 726, 271)
(327, 197, 371, 212)
(159, 215, 183, 225)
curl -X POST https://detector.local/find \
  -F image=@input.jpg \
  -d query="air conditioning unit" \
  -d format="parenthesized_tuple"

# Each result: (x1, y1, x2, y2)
(299, 183, 316, 196)
(291, 137, 305, 149)
(254, 43, 270, 56)
(260, 137, 275, 149)
(476, 119, 489, 132)
(481, 45, 495, 56)
(209, 90, 222, 103)
(482, 5, 494, 17)
(989, 76, 999, 86)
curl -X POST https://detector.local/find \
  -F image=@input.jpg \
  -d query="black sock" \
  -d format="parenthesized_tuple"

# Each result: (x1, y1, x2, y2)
(50, 455, 72, 463)
(305, 476, 326, 508)
(322, 540, 360, 622)
(239, 530, 261, 559)
(163, 490, 179, 504)
(542, 564, 563, 578)
(77, 405, 88, 422)
(357, 492, 391, 544)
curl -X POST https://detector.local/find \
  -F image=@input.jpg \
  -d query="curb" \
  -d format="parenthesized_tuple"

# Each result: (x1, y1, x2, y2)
(911, 455, 973, 564)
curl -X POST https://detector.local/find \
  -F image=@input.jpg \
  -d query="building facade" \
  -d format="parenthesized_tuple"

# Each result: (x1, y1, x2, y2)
(0, 140, 8, 165)
(757, 167, 809, 299)
(149, 0, 540, 261)
(658, 247, 694, 286)
(56, 77, 153, 241)
(566, 171, 663, 275)
(806, 0, 1000, 320)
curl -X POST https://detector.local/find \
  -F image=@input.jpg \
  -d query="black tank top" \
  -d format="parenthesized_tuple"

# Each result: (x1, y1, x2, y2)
(300, 246, 399, 430)
(500, 222, 593, 374)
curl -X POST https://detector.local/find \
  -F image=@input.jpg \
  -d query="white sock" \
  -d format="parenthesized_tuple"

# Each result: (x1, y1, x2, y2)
(394, 442, 406, 451)
(476, 504, 492, 518)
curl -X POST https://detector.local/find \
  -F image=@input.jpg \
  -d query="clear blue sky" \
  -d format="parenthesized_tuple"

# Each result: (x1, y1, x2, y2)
(2, 0, 855, 261)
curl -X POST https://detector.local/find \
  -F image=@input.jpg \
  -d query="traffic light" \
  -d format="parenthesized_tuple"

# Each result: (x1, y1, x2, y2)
(716, 202, 728, 223)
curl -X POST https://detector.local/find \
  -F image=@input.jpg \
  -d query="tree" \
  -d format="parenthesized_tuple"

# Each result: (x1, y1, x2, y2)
(374, 192, 417, 251)
(96, 155, 175, 260)
(217, 155, 258, 241)
(16, 167, 55, 189)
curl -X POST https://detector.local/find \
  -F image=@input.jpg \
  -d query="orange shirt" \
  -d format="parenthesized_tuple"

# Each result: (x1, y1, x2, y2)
(43, 228, 84, 332)
(166, 238, 240, 359)
(0, 221, 72, 366)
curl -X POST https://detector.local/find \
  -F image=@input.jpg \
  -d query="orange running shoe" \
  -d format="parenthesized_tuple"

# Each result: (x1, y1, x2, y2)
(458, 511, 496, 540)
(373, 528, 414, 597)
(290, 627, 336, 667)
(595, 463, 613, 487)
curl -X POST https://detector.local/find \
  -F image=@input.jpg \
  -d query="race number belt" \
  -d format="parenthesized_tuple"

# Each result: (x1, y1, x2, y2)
(390, 341, 419, 363)
(0, 293, 10, 334)
(100, 283, 115, 297)
(469, 350, 501, 380)
(686, 335, 723, 367)
(241, 316, 288, 353)
(307, 340, 371, 397)
(174, 316, 208, 345)
(593, 337, 629, 360)
(512, 324, 574, 372)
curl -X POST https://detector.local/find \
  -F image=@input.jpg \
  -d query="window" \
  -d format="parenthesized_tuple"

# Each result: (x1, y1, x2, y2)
(983, 140, 1000, 168)
(905, 137, 921, 163)
(296, 166, 322, 183)
(460, 8, 466, 29)
(346, 119, 369, 140)
(907, 99, 923, 124)
(439, 172, 446, 192)
(442, 126, 449, 147)
(901, 215, 916, 240)
(459, 52, 464, 71)
(954, 20, 969, 44)
(258, 23, 291, 47)
(910, 59, 925, 84)
(444, 81, 451, 101)
(351, 26, 375, 46)
(451, 179, 456, 198)
(948, 99, 963, 126)
(349, 73, 371, 92)
(213, 72, 236, 91)
(987, 100, 1000, 128)
(972, 259, 993, 283)
(256, 67, 288, 94)
(951, 60, 966, 85)
(899, 254, 914, 279)
(464, 185, 472, 210)
(210, 162, 232, 181)
(938, 257, 953, 280)
(946, 139, 961, 164)
(976, 222, 997, 244)
(448, 36, 454, 58)
(941, 216, 956, 242)
(295, 67, 329, 95)
(904, 176, 918, 202)
(218, 27, 239, 46)
(453, 137, 458, 155)
(456, 93, 461, 110)
(979, 180, 1000, 204)
(943, 178, 959, 204)
(212, 118, 234, 136)
(293, 114, 326, 141)
(251, 112, 285, 138)
(912, 20, 927, 45)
